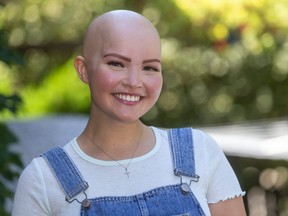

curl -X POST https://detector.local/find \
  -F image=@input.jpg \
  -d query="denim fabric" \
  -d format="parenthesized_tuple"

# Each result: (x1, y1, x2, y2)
(80, 185, 203, 216)
(168, 128, 200, 180)
(42, 147, 89, 200)
(41, 128, 206, 216)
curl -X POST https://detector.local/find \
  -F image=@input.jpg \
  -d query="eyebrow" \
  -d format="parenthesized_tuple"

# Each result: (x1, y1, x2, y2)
(103, 53, 161, 64)
(143, 59, 161, 64)
(103, 53, 131, 62)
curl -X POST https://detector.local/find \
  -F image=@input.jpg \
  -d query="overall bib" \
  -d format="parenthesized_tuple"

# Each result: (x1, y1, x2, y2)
(42, 128, 206, 216)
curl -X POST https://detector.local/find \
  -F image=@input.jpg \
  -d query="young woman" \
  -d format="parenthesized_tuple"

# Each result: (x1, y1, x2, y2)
(12, 10, 246, 216)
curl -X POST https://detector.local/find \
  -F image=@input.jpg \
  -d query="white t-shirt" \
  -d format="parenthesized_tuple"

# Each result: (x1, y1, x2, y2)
(12, 127, 245, 216)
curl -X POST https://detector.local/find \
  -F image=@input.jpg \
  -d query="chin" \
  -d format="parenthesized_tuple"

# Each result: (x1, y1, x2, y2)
(115, 115, 142, 125)
(120, 118, 140, 124)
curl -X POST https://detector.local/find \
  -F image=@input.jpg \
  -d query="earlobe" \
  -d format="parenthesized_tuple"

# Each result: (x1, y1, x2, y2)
(74, 56, 89, 84)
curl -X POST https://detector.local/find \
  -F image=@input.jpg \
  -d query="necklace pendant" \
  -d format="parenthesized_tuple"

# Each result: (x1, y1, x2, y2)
(124, 168, 130, 178)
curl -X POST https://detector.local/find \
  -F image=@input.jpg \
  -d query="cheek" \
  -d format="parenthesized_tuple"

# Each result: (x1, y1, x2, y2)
(89, 69, 119, 91)
(147, 76, 163, 97)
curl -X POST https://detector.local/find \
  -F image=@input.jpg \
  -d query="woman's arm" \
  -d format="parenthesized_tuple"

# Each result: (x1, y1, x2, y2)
(209, 196, 247, 216)
(12, 159, 50, 216)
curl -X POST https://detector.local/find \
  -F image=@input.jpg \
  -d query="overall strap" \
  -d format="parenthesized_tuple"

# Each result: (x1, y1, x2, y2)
(168, 127, 199, 179)
(41, 147, 89, 201)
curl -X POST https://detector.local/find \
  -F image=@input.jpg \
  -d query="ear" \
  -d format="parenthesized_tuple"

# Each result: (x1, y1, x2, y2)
(74, 56, 89, 84)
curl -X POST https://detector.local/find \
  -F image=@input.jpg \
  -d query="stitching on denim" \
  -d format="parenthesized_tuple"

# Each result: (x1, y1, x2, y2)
(41, 147, 89, 200)
(169, 128, 197, 177)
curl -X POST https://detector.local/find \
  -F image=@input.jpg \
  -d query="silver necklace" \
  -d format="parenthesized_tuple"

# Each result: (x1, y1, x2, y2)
(84, 132, 142, 178)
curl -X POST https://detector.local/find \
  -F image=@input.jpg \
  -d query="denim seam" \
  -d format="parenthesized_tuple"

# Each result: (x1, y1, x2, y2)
(41, 147, 89, 200)
(168, 128, 198, 178)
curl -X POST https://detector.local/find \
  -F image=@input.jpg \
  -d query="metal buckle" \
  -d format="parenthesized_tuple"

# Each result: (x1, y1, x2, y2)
(177, 174, 200, 195)
(65, 190, 91, 208)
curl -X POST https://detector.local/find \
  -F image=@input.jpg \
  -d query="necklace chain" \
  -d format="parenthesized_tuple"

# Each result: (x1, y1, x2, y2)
(84, 131, 142, 178)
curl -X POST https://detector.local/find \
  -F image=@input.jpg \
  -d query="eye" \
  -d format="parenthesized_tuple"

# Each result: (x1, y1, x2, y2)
(107, 61, 124, 68)
(143, 66, 160, 72)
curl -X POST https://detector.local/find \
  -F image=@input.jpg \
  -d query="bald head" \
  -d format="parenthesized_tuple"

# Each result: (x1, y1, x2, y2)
(82, 10, 161, 60)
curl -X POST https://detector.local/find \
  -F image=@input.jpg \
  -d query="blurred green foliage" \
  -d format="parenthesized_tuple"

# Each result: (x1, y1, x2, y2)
(0, 94, 23, 215)
(0, 9, 24, 215)
(1, 0, 287, 126)
(0, 123, 23, 216)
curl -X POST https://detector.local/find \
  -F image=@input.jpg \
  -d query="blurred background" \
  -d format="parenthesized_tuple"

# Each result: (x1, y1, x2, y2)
(0, 0, 288, 215)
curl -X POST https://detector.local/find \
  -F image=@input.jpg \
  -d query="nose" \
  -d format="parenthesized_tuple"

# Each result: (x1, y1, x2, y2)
(122, 68, 142, 88)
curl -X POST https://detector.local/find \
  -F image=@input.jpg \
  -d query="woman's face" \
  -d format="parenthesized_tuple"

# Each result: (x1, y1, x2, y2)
(82, 19, 163, 124)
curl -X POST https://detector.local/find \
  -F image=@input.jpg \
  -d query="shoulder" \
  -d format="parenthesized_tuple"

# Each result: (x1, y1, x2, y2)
(191, 128, 227, 170)
(19, 140, 76, 187)
(165, 127, 226, 173)
(19, 156, 49, 183)
(162, 127, 222, 153)
(192, 128, 223, 152)
(12, 156, 51, 215)
(152, 126, 221, 150)
(16, 156, 60, 197)
(153, 126, 225, 168)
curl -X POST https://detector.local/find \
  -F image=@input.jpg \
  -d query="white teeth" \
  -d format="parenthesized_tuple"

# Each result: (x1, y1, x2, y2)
(115, 94, 140, 102)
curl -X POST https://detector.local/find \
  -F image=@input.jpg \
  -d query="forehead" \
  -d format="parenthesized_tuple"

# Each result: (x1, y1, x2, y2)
(102, 24, 161, 58)
(107, 24, 159, 47)
(84, 13, 161, 59)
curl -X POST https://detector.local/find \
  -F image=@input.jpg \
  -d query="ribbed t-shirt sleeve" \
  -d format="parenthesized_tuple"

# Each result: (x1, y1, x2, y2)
(198, 130, 245, 203)
(12, 158, 50, 216)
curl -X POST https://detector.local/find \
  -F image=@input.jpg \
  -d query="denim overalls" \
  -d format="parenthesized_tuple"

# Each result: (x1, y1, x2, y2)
(42, 128, 206, 215)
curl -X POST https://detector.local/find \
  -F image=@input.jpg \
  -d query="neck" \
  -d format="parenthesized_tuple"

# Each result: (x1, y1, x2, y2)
(77, 118, 151, 160)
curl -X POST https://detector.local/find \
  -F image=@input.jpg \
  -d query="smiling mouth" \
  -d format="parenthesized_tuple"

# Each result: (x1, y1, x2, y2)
(114, 93, 141, 102)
